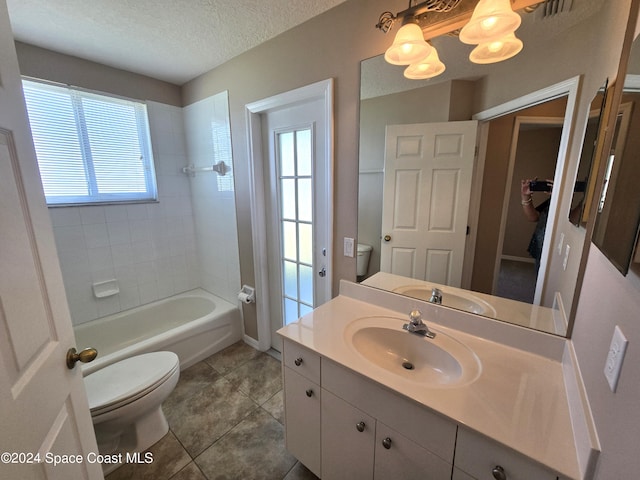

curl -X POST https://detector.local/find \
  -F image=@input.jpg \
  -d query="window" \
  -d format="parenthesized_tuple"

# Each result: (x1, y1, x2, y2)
(22, 79, 157, 206)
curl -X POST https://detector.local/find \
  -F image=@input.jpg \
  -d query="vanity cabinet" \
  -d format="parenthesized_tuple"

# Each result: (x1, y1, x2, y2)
(282, 339, 564, 480)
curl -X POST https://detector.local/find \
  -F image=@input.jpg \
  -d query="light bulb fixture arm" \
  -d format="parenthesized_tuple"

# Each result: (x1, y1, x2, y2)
(376, 0, 463, 33)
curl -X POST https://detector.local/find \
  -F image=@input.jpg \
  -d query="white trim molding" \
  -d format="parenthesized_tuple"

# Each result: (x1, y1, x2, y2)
(245, 79, 334, 351)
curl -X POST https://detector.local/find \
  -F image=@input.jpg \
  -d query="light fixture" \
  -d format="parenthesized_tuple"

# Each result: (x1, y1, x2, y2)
(468, 32, 523, 64)
(384, 23, 433, 65)
(459, 0, 521, 45)
(404, 46, 446, 79)
(376, 0, 524, 80)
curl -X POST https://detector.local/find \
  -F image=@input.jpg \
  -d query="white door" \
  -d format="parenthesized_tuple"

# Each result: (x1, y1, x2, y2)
(380, 121, 477, 287)
(259, 88, 332, 352)
(0, 3, 102, 479)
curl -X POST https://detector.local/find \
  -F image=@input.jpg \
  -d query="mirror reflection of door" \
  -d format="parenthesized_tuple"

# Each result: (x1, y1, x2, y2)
(380, 121, 477, 286)
(495, 118, 563, 303)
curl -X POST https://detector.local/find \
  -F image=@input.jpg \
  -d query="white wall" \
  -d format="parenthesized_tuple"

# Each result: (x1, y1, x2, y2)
(183, 92, 241, 305)
(51, 102, 200, 325)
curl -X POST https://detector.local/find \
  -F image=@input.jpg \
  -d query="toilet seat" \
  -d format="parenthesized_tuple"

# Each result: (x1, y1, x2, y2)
(85, 352, 179, 417)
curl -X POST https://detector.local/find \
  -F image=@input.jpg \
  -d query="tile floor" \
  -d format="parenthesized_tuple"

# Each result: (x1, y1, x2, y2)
(106, 341, 319, 480)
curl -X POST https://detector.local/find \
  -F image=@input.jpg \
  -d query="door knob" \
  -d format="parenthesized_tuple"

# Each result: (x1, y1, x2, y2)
(66, 347, 98, 369)
(383, 235, 391, 242)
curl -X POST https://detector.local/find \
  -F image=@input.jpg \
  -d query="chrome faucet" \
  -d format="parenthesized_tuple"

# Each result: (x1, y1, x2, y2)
(429, 288, 443, 305)
(403, 309, 436, 339)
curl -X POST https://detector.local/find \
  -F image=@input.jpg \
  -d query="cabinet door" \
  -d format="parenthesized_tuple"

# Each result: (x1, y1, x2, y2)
(374, 422, 453, 480)
(283, 366, 321, 476)
(322, 389, 375, 480)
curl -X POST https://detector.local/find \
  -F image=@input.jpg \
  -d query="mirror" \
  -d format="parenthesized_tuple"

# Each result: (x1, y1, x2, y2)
(569, 85, 608, 228)
(357, 0, 613, 337)
(593, 37, 640, 275)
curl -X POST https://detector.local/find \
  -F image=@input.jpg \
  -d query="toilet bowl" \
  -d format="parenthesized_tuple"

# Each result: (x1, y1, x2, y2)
(84, 351, 180, 461)
(357, 243, 373, 277)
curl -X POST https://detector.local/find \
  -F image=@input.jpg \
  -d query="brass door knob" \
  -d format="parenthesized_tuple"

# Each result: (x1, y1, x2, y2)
(383, 235, 391, 242)
(66, 347, 98, 369)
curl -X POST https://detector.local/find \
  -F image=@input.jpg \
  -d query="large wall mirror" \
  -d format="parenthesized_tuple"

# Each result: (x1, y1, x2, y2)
(592, 36, 640, 276)
(357, 0, 619, 337)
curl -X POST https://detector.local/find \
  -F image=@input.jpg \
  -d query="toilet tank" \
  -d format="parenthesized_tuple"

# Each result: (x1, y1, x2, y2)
(356, 243, 373, 276)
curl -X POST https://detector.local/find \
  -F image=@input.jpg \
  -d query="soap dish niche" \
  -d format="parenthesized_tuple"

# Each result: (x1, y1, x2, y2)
(93, 279, 119, 298)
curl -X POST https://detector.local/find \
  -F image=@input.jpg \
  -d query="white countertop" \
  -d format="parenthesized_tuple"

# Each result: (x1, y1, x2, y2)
(278, 286, 581, 479)
(361, 271, 562, 334)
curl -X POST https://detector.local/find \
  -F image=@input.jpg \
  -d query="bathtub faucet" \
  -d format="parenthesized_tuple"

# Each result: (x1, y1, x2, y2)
(403, 309, 436, 339)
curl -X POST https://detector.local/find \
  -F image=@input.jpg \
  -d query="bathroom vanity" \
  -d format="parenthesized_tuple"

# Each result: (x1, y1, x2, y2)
(278, 281, 596, 480)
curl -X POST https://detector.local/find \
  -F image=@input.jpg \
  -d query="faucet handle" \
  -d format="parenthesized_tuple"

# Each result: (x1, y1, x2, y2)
(409, 309, 422, 323)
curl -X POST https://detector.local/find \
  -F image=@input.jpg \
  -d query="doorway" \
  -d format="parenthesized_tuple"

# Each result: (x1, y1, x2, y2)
(246, 79, 334, 352)
(495, 117, 564, 303)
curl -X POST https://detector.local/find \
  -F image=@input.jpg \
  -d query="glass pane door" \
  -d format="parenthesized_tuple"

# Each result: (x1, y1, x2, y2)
(277, 128, 315, 325)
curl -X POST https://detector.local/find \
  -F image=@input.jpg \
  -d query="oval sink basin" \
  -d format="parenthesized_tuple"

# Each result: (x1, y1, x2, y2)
(392, 285, 497, 316)
(345, 317, 481, 387)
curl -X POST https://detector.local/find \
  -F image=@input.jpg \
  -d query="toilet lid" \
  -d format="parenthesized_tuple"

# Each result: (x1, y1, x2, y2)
(85, 351, 179, 413)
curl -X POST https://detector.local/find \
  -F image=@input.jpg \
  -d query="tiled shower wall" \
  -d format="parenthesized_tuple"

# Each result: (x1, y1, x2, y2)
(183, 92, 241, 306)
(51, 102, 200, 325)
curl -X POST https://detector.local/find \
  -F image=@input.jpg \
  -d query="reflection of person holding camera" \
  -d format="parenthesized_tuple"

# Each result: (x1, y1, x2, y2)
(521, 178, 552, 272)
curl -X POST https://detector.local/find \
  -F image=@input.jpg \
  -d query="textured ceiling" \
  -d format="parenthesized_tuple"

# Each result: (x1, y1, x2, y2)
(6, 0, 348, 85)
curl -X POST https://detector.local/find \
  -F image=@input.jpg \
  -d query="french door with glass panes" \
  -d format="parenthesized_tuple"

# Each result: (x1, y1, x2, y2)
(264, 95, 330, 351)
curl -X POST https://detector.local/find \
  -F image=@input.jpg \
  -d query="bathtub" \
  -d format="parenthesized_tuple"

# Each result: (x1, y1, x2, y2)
(74, 288, 243, 375)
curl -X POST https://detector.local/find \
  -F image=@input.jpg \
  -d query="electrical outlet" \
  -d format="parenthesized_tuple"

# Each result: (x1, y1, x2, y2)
(604, 325, 628, 392)
(344, 237, 355, 257)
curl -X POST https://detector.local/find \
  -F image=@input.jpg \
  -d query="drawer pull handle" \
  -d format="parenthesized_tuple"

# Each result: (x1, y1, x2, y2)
(492, 465, 506, 480)
(305, 389, 314, 397)
(294, 357, 303, 366)
(382, 437, 392, 449)
(356, 421, 366, 432)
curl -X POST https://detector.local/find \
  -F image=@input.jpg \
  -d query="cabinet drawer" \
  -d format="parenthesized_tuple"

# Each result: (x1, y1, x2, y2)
(283, 339, 321, 384)
(322, 358, 456, 462)
(455, 427, 558, 480)
(283, 367, 321, 476)
(374, 421, 453, 480)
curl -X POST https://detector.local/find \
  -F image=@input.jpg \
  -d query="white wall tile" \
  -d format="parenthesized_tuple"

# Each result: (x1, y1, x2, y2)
(52, 99, 241, 325)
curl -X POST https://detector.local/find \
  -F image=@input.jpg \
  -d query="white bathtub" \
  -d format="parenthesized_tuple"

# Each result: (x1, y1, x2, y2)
(74, 288, 243, 375)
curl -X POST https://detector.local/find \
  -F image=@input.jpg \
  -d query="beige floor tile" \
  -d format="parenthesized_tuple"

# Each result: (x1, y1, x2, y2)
(261, 389, 284, 425)
(169, 461, 207, 480)
(195, 409, 296, 480)
(204, 341, 261, 375)
(223, 353, 282, 404)
(165, 376, 258, 457)
(106, 431, 190, 480)
(283, 462, 320, 480)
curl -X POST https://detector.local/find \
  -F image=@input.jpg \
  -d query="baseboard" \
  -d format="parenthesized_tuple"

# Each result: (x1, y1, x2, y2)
(501, 254, 535, 264)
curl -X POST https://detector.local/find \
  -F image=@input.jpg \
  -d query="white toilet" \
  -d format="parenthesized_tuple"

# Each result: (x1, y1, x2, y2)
(84, 351, 180, 460)
(357, 243, 373, 277)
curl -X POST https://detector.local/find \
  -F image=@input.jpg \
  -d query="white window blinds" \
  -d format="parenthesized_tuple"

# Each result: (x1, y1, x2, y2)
(22, 79, 157, 205)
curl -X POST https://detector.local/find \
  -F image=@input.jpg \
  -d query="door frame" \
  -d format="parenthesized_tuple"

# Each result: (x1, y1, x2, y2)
(492, 115, 565, 302)
(245, 79, 334, 351)
(473, 75, 581, 305)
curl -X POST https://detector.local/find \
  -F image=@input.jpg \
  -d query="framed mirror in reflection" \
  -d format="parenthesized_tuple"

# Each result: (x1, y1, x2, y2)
(357, 0, 614, 337)
(592, 37, 640, 276)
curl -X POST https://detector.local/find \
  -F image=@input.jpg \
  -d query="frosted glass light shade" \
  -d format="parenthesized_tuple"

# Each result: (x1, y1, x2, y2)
(459, 0, 521, 45)
(384, 23, 433, 65)
(469, 33, 523, 64)
(404, 47, 446, 79)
